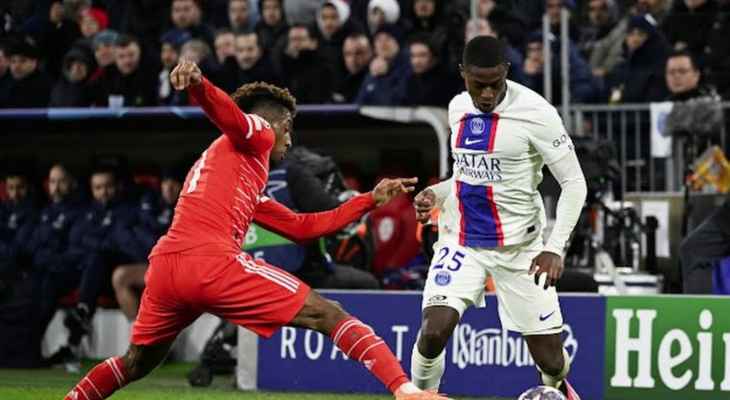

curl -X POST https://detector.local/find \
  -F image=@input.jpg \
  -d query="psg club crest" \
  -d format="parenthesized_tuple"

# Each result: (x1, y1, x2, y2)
(434, 271, 452, 286)
(470, 118, 485, 135)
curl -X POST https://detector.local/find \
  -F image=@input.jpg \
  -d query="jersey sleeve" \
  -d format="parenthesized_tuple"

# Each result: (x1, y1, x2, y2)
(528, 107, 574, 165)
(188, 77, 275, 154)
(252, 193, 376, 243)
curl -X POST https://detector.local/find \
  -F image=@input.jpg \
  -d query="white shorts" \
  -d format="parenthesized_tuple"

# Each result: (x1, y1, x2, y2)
(421, 234, 563, 335)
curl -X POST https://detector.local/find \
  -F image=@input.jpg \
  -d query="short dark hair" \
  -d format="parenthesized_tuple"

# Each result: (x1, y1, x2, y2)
(231, 81, 297, 116)
(115, 34, 140, 48)
(289, 24, 317, 39)
(409, 33, 438, 57)
(668, 49, 699, 71)
(462, 35, 507, 68)
(235, 31, 260, 47)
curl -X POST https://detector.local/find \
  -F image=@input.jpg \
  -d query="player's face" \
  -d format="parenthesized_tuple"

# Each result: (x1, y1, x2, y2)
(5, 177, 28, 203)
(48, 166, 72, 203)
(91, 173, 117, 205)
(461, 63, 508, 113)
(271, 111, 293, 161)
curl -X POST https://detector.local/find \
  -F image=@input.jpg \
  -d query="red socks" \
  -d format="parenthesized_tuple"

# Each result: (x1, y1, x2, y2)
(64, 357, 129, 400)
(330, 317, 409, 393)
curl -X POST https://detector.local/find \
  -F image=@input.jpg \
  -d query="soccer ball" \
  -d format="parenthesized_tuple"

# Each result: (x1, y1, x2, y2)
(517, 385, 567, 400)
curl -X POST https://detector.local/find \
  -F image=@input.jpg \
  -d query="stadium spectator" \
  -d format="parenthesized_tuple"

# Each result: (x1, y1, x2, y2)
(255, 0, 289, 50)
(606, 13, 670, 103)
(277, 25, 333, 104)
(400, 35, 460, 106)
(665, 50, 714, 101)
(26, 165, 83, 365)
(0, 170, 36, 295)
(78, 7, 108, 39)
(705, 0, 730, 98)
(92, 35, 157, 107)
(29, 1, 82, 79)
(522, 32, 599, 104)
(180, 39, 212, 67)
(247, 146, 380, 289)
(214, 32, 280, 93)
(464, 19, 526, 84)
(164, 0, 215, 48)
(49, 47, 95, 107)
(333, 33, 373, 103)
(227, 0, 253, 33)
(636, 0, 672, 27)
(580, 0, 627, 79)
(404, 0, 447, 56)
(1, 38, 52, 108)
(55, 167, 150, 365)
(158, 31, 188, 105)
(661, 0, 716, 56)
(366, 0, 400, 37)
(316, 0, 361, 80)
(112, 170, 183, 321)
(89, 30, 119, 80)
(213, 29, 236, 65)
(475, 0, 529, 52)
(0, 42, 12, 106)
(545, 0, 580, 42)
(355, 24, 409, 105)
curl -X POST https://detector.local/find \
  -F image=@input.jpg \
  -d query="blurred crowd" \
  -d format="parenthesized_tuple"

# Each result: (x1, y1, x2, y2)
(1, 0, 729, 109)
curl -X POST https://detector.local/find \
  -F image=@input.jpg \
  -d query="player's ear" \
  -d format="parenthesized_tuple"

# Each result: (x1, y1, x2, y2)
(458, 63, 466, 80)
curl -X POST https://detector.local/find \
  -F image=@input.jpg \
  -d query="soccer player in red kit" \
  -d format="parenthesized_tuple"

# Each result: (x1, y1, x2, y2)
(63, 60, 450, 400)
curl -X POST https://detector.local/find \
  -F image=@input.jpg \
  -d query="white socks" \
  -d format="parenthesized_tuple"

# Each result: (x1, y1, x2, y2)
(397, 382, 422, 394)
(410, 343, 446, 391)
(539, 348, 571, 388)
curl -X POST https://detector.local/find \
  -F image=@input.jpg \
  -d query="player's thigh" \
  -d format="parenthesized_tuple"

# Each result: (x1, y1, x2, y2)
(488, 238, 563, 335)
(205, 253, 311, 338)
(131, 255, 200, 346)
(422, 240, 488, 317)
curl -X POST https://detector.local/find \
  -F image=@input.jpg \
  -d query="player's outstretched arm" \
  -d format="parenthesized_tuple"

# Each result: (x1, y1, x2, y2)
(253, 178, 417, 242)
(170, 59, 269, 152)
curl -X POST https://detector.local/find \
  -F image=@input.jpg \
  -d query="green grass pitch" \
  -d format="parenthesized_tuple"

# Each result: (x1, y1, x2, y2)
(0, 361, 508, 400)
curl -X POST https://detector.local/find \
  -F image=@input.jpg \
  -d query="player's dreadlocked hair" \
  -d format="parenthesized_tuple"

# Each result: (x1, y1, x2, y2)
(231, 81, 297, 116)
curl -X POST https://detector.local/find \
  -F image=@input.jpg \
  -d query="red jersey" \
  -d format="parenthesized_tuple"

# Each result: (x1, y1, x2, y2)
(151, 78, 377, 258)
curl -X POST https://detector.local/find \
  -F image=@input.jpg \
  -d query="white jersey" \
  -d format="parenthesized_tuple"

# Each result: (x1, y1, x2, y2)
(439, 80, 574, 249)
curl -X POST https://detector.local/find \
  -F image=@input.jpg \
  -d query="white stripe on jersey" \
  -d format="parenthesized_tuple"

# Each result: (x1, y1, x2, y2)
(244, 115, 255, 139)
(236, 255, 300, 293)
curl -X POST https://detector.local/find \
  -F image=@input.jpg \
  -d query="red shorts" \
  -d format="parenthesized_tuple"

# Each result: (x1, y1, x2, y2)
(131, 252, 310, 346)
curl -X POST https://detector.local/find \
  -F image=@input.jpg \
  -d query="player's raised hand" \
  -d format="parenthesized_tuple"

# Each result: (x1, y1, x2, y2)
(529, 251, 564, 290)
(170, 59, 202, 91)
(372, 177, 418, 206)
(413, 188, 436, 224)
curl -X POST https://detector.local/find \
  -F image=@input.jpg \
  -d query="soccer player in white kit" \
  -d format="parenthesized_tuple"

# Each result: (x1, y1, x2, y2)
(409, 36, 587, 400)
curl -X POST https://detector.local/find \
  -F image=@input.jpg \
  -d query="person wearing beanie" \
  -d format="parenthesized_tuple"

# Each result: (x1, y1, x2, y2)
(79, 7, 109, 39)
(87, 29, 120, 82)
(0, 37, 52, 108)
(605, 13, 671, 103)
(316, 0, 364, 87)
(367, 0, 400, 36)
(49, 46, 95, 106)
